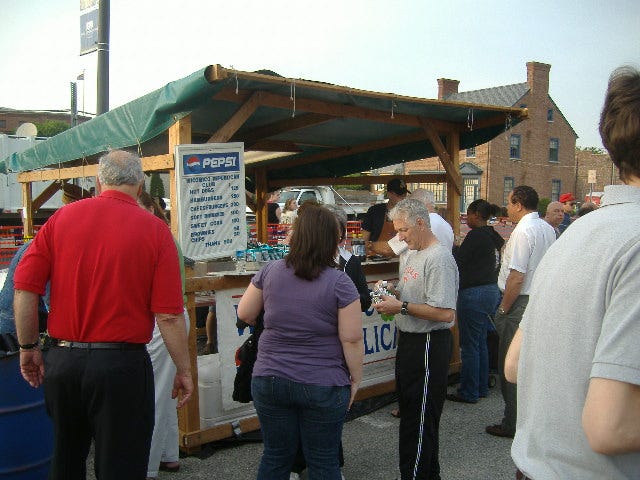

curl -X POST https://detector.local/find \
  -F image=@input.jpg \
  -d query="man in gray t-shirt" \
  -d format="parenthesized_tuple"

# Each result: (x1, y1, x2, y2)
(374, 198, 458, 480)
(505, 66, 640, 479)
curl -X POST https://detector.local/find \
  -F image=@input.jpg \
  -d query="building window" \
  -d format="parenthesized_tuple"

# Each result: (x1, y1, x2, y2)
(0, 119, 6, 129)
(462, 177, 480, 213)
(503, 177, 514, 206)
(547, 109, 554, 122)
(417, 182, 447, 203)
(510, 134, 521, 159)
(549, 138, 559, 163)
(551, 179, 561, 201)
(466, 147, 476, 158)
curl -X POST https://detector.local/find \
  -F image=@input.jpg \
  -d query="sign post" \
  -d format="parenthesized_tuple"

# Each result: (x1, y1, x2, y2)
(587, 169, 597, 202)
(175, 143, 246, 261)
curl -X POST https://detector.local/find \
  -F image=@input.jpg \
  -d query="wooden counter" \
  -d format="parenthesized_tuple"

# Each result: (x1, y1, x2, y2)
(179, 258, 460, 452)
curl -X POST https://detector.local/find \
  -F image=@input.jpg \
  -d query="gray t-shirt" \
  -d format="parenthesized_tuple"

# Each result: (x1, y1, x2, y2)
(251, 259, 359, 386)
(395, 243, 458, 333)
(512, 184, 640, 479)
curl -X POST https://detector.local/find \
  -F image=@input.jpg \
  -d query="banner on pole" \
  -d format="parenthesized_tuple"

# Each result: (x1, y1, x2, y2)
(79, 0, 99, 55)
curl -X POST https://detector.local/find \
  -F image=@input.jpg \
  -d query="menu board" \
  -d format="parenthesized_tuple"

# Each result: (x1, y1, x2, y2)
(175, 143, 246, 261)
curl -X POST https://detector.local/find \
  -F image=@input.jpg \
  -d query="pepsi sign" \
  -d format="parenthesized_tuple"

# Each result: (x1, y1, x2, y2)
(183, 152, 240, 175)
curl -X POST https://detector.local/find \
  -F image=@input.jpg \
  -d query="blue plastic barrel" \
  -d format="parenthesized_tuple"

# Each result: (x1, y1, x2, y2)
(0, 341, 53, 479)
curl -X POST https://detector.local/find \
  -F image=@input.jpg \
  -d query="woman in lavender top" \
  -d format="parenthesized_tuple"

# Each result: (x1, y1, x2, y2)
(237, 204, 364, 480)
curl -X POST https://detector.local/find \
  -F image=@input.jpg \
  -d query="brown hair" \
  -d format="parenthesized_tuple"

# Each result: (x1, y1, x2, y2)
(138, 190, 167, 224)
(286, 203, 340, 280)
(599, 66, 640, 181)
(284, 198, 297, 211)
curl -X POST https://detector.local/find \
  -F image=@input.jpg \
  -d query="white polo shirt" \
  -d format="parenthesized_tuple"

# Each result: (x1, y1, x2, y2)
(497, 211, 556, 295)
(388, 213, 454, 255)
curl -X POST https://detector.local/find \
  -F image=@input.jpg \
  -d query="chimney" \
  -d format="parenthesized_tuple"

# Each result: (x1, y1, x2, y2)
(437, 78, 460, 100)
(526, 61, 551, 96)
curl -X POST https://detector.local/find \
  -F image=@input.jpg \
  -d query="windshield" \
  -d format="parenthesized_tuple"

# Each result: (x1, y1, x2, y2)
(279, 190, 301, 202)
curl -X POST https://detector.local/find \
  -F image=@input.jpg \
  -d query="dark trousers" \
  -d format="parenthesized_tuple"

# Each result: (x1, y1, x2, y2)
(396, 329, 452, 480)
(494, 295, 528, 433)
(44, 347, 155, 480)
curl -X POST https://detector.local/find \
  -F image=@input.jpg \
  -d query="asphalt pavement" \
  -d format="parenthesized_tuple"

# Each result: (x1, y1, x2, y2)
(88, 380, 517, 480)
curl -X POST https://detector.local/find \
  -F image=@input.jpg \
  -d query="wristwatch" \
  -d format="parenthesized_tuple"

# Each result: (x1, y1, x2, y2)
(498, 306, 507, 315)
(401, 301, 409, 315)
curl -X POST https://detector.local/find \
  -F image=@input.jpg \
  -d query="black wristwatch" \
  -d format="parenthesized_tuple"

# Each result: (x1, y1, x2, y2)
(19, 341, 39, 350)
(401, 301, 409, 315)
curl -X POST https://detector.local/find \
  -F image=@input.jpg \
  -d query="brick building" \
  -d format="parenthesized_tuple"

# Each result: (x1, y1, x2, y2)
(402, 61, 578, 211)
(0, 107, 91, 135)
(574, 149, 621, 204)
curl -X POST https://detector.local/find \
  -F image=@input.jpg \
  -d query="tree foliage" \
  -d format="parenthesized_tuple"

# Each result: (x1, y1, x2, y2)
(32, 120, 70, 137)
(576, 145, 605, 154)
(538, 197, 551, 217)
(149, 172, 166, 198)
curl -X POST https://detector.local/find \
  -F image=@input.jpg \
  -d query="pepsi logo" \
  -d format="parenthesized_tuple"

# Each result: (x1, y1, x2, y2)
(186, 156, 201, 173)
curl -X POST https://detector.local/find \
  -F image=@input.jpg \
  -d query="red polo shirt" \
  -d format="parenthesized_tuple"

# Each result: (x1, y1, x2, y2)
(14, 190, 183, 343)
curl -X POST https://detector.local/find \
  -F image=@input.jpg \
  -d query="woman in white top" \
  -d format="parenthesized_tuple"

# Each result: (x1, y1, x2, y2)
(280, 198, 298, 224)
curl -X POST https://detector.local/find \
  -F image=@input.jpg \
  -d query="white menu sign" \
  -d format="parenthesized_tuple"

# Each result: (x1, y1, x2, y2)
(175, 143, 246, 261)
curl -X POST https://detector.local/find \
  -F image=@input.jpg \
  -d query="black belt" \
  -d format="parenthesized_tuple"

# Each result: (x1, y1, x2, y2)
(55, 340, 145, 350)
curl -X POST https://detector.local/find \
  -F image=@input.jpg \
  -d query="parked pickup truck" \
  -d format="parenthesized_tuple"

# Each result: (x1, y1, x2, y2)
(278, 186, 379, 219)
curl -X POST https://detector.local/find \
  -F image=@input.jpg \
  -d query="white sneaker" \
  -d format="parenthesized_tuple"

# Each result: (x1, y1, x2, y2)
(289, 473, 300, 480)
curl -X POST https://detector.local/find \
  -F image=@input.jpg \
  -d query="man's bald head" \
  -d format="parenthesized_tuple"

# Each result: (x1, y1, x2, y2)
(545, 201, 564, 228)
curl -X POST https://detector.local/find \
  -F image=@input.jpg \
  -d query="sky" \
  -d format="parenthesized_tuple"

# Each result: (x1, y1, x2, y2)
(1, 0, 638, 149)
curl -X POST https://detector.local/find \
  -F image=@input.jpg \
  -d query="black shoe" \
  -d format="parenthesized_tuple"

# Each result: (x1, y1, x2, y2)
(446, 393, 477, 404)
(485, 424, 514, 438)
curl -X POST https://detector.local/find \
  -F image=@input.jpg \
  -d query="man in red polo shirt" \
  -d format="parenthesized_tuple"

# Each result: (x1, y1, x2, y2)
(14, 150, 193, 479)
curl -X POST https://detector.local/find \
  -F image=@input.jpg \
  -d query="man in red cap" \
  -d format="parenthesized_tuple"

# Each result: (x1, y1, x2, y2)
(558, 192, 576, 234)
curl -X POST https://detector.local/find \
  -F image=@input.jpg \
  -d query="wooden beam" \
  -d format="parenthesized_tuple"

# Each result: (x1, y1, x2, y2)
(267, 173, 447, 189)
(247, 131, 427, 173)
(232, 113, 336, 146)
(418, 117, 461, 195)
(255, 169, 269, 243)
(21, 182, 34, 238)
(214, 88, 460, 133)
(245, 139, 302, 153)
(167, 115, 200, 440)
(446, 132, 461, 232)
(180, 416, 261, 450)
(208, 66, 526, 120)
(15, 154, 174, 183)
(468, 109, 528, 130)
(32, 180, 65, 211)
(207, 91, 262, 143)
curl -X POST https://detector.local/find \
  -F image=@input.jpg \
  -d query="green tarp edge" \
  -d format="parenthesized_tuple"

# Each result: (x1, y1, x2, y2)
(1, 67, 222, 174)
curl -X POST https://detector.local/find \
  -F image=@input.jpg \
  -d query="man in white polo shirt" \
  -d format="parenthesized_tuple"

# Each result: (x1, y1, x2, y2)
(485, 185, 555, 438)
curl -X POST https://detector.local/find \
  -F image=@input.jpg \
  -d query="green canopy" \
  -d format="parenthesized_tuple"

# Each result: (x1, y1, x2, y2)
(2, 65, 525, 181)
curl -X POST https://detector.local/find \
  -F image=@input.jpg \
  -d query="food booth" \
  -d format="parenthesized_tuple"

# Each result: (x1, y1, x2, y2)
(1, 65, 527, 451)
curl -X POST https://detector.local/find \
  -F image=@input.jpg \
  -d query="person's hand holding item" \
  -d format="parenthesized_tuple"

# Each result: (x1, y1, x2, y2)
(374, 295, 402, 316)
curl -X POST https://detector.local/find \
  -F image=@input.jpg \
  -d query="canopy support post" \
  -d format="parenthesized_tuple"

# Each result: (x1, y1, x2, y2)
(21, 183, 34, 239)
(255, 169, 269, 243)
(446, 132, 461, 236)
(168, 114, 201, 452)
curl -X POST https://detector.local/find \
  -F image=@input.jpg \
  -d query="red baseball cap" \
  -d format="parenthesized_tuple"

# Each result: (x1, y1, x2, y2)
(559, 193, 576, 203)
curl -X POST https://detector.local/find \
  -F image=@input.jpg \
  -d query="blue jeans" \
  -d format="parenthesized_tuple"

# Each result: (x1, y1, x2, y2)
(456, 284, 501, 402)
(252, 375, 349, 480)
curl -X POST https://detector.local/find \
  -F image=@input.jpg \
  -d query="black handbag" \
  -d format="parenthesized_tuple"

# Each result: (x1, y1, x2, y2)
(232, 312, 264, 403)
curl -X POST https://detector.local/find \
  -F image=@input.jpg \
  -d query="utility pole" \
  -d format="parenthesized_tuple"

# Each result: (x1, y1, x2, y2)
(96, 0, 110, 115)
(70, 82, 78, 126)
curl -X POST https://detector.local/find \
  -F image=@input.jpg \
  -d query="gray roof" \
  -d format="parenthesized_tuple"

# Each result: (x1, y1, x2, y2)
(445, 83, 529, 107)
